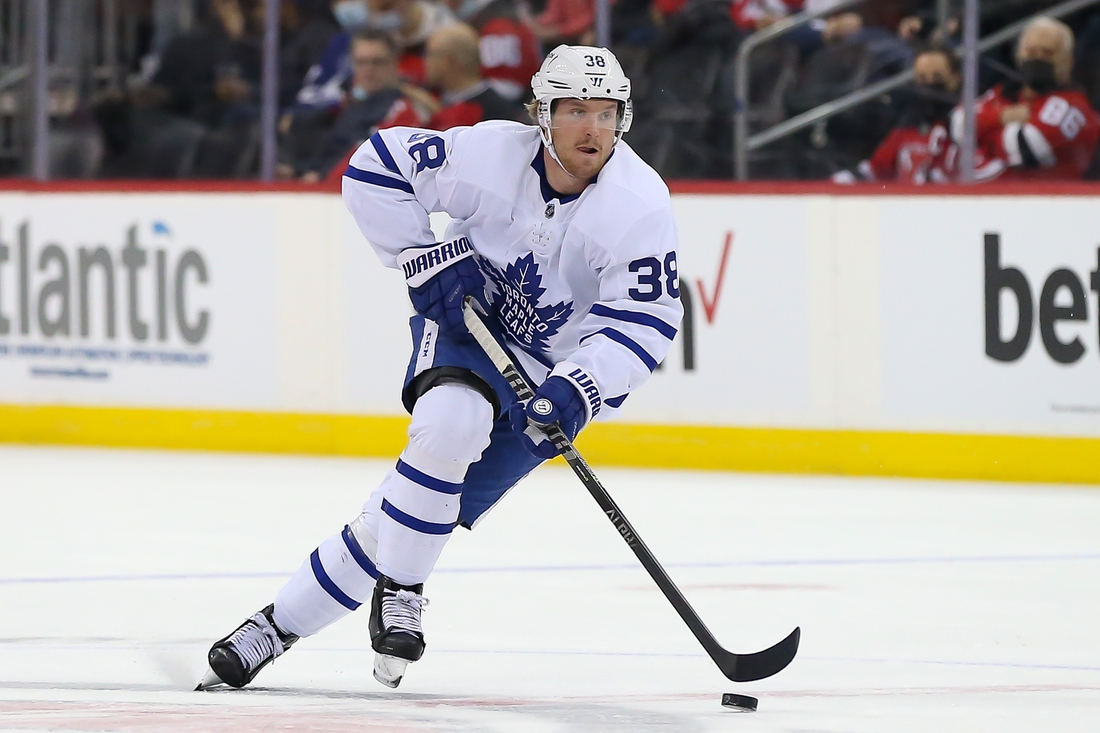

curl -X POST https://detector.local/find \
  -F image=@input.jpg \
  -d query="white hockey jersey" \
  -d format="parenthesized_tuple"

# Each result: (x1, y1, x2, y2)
(342, 120, 682, 420)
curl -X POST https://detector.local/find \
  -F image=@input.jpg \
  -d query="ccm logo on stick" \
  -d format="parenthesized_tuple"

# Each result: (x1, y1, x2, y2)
(985, 232, 1100, 364)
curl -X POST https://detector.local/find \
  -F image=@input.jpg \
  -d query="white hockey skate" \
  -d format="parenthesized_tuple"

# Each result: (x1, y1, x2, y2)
(369, 575, 429, 688)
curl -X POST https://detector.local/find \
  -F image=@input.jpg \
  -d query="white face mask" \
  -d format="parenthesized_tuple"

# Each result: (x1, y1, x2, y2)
(332, 0, 370, 29)
(369, 10, 403, 31)
(351, 86, 369, 101)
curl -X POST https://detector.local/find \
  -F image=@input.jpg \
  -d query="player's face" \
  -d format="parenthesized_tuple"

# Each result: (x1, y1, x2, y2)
(549, 99, 620, 180)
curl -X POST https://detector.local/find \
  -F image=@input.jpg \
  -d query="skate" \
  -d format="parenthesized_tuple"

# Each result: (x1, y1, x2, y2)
(369, 574, 429, 688)
(195, 604, 298, 690)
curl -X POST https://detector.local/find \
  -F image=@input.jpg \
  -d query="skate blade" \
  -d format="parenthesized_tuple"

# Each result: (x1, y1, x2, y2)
(373, 654, 409, 688)
(194, 668, 225, 691)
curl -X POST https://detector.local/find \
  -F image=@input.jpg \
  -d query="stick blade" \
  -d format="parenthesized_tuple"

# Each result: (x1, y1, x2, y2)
(724, 626, 800, 682)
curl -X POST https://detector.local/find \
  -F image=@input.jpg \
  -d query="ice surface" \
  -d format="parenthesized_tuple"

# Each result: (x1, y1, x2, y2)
(1, 445, 1099, 732)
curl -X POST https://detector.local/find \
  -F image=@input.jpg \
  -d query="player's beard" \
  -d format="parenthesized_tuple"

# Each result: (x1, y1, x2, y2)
(555, 136, 612, 181)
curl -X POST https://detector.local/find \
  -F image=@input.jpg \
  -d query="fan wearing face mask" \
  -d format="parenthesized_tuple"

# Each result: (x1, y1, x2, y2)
(294, 0, 455, 115)
(951, 16, 1099, 182)
(833, 46, 963, 185)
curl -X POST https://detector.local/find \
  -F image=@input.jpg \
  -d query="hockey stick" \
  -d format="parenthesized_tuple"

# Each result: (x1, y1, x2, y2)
(462, 299, 800, 683)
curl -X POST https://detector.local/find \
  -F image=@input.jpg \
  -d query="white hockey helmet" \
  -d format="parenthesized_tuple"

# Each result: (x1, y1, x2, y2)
(530, 45, 633, 160)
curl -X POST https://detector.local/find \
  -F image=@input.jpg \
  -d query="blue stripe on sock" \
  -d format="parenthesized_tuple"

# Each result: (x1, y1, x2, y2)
(310, 549, 361, 610)
(369, 132, 401, 174)
(581, 328, 659, 371)
(396, 459, 462, 495)
(341, 525, 379, 580)
(589, 304, 678, 339)
(381, 498, 456, 535)
(343, 165, 414, 194)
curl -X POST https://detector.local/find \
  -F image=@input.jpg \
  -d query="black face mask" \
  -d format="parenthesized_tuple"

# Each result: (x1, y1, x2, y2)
(1020, 59, 1058, 94)
(907, 83, 957, 123)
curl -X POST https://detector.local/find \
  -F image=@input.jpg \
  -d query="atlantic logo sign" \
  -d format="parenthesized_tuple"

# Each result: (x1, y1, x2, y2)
(0, 219, 211, 379)
(984, 232, 1099, 364)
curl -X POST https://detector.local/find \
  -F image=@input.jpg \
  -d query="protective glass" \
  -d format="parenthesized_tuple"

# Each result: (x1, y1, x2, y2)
(549, 102, 624, 132)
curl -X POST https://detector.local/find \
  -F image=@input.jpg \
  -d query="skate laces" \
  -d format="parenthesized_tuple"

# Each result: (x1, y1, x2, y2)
(381, 588, 429, 636)
(227, 611, 286, 672)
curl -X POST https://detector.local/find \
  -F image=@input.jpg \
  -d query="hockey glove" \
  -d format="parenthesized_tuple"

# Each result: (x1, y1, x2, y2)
(508, 376, 587, 459)
(401, 237, 485, 340)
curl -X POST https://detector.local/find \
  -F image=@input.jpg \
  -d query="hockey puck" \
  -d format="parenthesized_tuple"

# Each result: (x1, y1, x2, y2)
(720, 693, 758, 712)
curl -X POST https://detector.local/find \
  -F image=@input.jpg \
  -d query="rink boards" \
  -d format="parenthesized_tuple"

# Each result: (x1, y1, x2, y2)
(0, 182, 1098, 483)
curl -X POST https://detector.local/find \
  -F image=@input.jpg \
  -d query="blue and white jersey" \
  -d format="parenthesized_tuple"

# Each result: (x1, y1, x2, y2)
(342, 120, 682, 420)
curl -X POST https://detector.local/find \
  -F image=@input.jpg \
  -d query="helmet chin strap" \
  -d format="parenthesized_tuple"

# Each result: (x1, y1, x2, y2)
(539, 125, 579, 180)
(540, 123, 623, 181)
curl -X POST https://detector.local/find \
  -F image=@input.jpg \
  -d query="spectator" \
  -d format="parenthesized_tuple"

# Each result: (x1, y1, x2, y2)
(148, 0, 262, 128)
(834, 45, 961, 184)
(291, 0, 453, 117)
(320, 23, 517, 184)
(372, 0, 458, 84)
(283, 30, 416, 182)
(278, 1, 342, 107)
(953, 16, 1100, 181)
(417, 23, 521, 129)
(291, 1, 378, 117)
(441, 0, 542, 101)
(524, 0, 596, 46)
(730, 0, 803, 32)
(649, 0, 741, 55)
(897, 3, 960, 46)
(385, 21, 521, 129)
(730, 0, 854, 55)
(94, 0, 263, 177)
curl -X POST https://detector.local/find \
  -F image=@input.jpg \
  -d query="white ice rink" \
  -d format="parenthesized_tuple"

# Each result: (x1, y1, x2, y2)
(1, 445, 1098, 732)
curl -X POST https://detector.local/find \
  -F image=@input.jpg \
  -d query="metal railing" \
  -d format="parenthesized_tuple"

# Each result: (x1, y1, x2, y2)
(3, 0, 142, 178)
(733, 0, 870, 180)
(260, 0, 279, 181)
(733, 0, 1100, 180)
(10, 0, 282, 181)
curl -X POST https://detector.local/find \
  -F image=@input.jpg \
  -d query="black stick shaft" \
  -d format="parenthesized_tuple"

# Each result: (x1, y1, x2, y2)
(494, 356, 729, 667)
(461, 299, 799, 682)
(553, 429, 734, 668)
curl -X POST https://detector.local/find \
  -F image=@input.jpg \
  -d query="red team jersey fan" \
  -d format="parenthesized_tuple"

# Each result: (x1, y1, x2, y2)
(959, 84, 1100, 181)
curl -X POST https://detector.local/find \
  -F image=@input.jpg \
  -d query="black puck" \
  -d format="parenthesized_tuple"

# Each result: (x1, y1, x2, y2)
(720, 693, 758, 712)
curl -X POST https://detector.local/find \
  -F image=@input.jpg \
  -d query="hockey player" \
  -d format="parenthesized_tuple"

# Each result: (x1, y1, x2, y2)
(198, 45, 682, 691)
(950, 16, 1100, 181)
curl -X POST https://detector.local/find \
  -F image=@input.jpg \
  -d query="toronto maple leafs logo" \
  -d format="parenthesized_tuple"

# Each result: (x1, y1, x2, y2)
(482, 253, 573, 354)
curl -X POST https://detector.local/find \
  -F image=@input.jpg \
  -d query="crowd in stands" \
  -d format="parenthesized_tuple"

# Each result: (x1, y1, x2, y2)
(621, 0, 1100, 180)
(46, 0, 1100, 181)
(834, 17, 1099, 184)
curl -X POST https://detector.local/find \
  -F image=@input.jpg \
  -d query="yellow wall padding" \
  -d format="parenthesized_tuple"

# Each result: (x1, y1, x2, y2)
(2, 404, 1097, 485)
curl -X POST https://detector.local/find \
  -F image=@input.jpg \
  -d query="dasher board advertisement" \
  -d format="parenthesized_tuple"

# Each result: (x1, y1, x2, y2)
(578, 194, 815, 426)
(0, 194, 279, 410)
(878, 196, 1100, 436)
